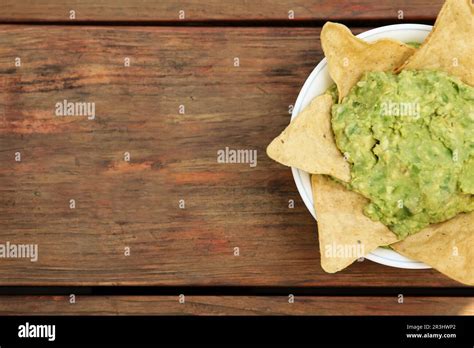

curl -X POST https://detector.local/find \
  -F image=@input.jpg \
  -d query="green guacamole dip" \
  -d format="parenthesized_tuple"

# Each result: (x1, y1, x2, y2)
(331, 70, 474, 238)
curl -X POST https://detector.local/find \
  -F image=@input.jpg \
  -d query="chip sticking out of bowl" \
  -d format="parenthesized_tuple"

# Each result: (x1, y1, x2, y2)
(312, 175, 399, 273)
(321, 22, 415, 101)
(266, 94, 351, 182)
(396, 0, 474, 87)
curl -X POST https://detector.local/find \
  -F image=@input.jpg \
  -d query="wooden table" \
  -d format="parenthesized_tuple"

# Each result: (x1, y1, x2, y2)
(0, 0, 473, 315)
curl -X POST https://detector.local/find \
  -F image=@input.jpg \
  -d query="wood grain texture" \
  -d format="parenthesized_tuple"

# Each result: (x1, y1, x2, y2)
(1, 0, 444, 22)
(0, 296, 472, 315)
(0, 25, 462, 287)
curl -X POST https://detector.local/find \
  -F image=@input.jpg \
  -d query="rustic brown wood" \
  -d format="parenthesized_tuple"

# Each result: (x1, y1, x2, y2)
(1, 0, 443, 22)
(0, 25, 463, 287)
(0, 295, 472, 315)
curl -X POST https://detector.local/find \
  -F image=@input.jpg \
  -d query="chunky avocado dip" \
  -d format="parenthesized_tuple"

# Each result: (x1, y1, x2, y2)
(331, 70, 474, 238)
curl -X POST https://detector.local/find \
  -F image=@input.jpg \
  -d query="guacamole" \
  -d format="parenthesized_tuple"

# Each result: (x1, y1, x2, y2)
(331, 70, 474, 238)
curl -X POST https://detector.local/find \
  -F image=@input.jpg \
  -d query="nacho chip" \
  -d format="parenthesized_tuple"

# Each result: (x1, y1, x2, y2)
(392, 212, 474, 286)
(312, 175, 398, 273)
(397, 0, 474, 86)
(267, 94, 351, 182)
(321, 22, 416, 101)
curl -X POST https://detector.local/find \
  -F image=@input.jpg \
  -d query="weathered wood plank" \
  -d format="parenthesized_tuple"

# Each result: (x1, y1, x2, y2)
(0, 26, 460, 287)
(1, 0, 443, 22)
(1, 295, 473, 315)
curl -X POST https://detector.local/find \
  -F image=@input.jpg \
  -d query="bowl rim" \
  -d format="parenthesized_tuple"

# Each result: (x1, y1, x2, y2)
(291, 23, 434, 270)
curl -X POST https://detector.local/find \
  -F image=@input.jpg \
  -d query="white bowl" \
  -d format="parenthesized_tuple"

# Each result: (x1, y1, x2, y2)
(292, 24, 433, 269)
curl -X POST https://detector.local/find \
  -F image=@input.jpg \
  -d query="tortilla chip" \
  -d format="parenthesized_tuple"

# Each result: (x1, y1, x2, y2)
(321, 22, 416, 101)
(397, 0, 474, 86)
(267, 94, 351, 182)
(312, 175, 398, 273)
(392, 212, 474, 286)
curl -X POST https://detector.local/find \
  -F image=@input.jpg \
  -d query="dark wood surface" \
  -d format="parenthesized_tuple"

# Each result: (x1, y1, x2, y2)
(1, 0, 443, 22)
(0, 1, 471, 315)
(1, 296, 473, 315)
(0, 25, 461, 287)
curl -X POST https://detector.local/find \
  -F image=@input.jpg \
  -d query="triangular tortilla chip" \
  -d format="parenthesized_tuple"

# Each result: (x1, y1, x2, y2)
(321, 22, 416, 101)
(397, 0, 474, 86)
(392, 212, 474, 286)
(267, 94, 351, 182)
(312, 175, 398, 273)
